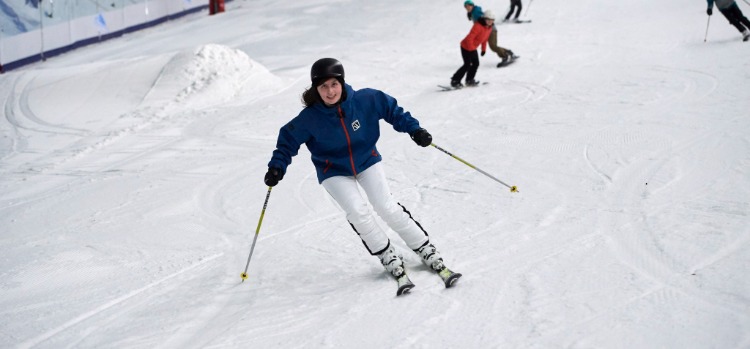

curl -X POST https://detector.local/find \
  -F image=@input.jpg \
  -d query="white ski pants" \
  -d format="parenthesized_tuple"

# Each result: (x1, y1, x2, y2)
(321, 163, 429, 255)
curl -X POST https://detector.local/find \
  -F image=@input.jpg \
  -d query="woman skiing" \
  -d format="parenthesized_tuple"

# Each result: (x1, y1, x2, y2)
(707, 0, 750, 41)
(265, 58, 461, 295)
(451, 10, 496, 88)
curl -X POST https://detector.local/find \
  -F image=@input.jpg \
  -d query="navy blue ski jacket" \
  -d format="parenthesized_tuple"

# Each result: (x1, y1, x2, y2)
(268, 84, 423, 183)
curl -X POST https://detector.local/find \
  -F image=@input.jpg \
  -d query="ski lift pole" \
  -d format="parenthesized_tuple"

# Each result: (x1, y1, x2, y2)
(431, 143, 518, 193)
(241, 187, 273, 282)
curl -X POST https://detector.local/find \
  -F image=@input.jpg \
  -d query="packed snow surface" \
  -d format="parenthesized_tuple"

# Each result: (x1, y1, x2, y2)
(1, 0, 749, 348)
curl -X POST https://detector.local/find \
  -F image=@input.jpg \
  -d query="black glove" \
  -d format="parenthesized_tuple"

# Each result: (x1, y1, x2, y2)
(264, 167, 284, 187)
(467, 12, 472, 21)
(707, 8, 712, 15)
(410, 128, 432, 147)
(481, 50, 486, 56)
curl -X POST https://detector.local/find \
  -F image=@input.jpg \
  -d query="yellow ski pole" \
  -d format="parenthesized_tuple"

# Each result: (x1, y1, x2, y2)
(241, 186, 273, 282)
(431, 143, 518, 193)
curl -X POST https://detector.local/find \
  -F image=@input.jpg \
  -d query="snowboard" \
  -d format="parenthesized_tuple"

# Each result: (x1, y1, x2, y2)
(497, 56, 519, 68)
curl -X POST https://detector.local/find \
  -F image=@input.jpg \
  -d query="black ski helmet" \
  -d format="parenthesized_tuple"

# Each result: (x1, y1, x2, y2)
(310, 58, 344, 86)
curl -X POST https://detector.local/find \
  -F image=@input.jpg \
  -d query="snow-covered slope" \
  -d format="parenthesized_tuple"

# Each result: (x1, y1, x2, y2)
(1, 0, 749, 348)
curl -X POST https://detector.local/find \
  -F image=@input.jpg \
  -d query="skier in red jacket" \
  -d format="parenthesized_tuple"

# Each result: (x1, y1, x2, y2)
(450, 10, 495, 88)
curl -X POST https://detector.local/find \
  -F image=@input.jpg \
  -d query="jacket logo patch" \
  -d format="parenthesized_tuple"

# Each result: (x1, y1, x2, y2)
(351, 119, 361, 131)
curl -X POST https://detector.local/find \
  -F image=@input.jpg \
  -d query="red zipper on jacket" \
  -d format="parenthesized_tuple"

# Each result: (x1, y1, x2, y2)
(337, 105, 357, 176)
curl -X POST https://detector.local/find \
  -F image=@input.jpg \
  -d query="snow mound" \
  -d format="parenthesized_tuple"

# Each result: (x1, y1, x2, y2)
(148, 44, 282, 109)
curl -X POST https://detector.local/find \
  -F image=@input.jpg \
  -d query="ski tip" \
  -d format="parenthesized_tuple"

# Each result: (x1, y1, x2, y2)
(396, 274, 415, 296)
(397, 284, 415, 296)
(444, 272, 463, 288)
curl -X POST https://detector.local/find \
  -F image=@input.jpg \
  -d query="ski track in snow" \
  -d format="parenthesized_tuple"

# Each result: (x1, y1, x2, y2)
(18, 253, 224, 349)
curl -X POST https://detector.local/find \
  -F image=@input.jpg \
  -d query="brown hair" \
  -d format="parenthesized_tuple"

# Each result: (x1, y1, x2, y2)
(301, 87, 320, 107)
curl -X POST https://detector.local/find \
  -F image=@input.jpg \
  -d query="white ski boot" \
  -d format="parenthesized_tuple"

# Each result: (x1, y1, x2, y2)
(414, 242, 463, 288)
(414, 242, 445, 272)
(378, 244, 414, 295)
(378, 244, 405, 277)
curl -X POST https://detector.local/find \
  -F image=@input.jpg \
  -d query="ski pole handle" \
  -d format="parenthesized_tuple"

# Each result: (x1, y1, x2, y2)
(431, 143, 518, 193)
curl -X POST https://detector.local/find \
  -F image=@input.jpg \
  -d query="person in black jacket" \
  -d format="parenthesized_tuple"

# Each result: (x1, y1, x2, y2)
(504, 0, 523, 22)
(707, 0, 750, 41)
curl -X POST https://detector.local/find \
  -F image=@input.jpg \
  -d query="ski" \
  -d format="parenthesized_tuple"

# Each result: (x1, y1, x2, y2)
(438, 81, 488, 91)
(438, 268, 463, 288)
(396, 274, 415, 296)
(504, 19, 531, 24)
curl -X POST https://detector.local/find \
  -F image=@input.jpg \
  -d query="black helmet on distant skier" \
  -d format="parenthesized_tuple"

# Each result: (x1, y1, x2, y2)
(311, 58, 345, 86)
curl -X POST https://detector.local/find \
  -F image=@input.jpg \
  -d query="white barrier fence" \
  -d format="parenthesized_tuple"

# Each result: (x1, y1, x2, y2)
(1, 0, 207, 72)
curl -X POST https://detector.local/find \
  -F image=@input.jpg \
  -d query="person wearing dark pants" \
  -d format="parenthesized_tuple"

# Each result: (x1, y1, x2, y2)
(452, 48, 480, 88)
(504, 0, 523, 22)
(451, 11, 495, 88)
(707, 0, 750, 41)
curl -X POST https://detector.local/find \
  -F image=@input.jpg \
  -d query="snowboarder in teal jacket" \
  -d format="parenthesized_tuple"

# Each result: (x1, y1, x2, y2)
(464, 1, 517, 67)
